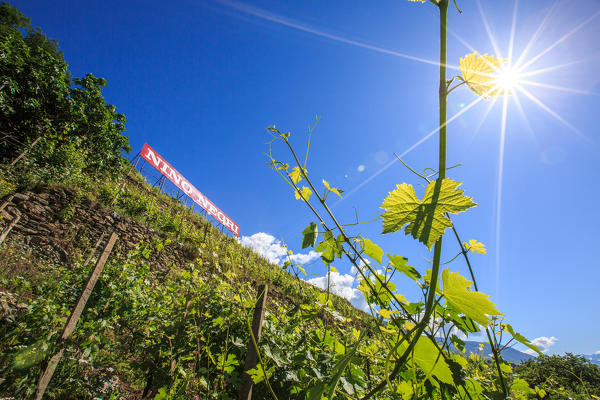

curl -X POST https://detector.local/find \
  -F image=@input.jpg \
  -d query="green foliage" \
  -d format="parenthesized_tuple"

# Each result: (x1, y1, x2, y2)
(0, 1, 130, 183)
(0, 1, 553, 399)
(380, 179, 477, 250)
(515, 354, 600, 399)
(302, 222, 318, 249)
(388, 254, 421, 281)
(360, 237, 383, 264)
(503, 323, 543, 356)
(441, 268, 501, 326)
(262, 0, 540, 397)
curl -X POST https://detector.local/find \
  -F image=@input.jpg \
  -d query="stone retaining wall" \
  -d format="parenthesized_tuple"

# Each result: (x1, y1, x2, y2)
(0, 186, 195, 268)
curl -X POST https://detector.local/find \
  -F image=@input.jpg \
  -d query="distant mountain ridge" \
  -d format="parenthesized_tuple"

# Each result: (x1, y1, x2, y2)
(459, 341, 600, 366)
(459, 341, 534, 364)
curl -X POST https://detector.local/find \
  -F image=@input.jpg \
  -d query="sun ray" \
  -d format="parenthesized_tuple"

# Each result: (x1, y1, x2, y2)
(477, 0, 503, 59)
(519, 60, 586, 79)
(519, 79, 599, 96)
(339, 95, 485, 201)
(448, 26, 477, 53)
(507, 0, 519, 62)
(494, 95, 509, 300)
(210, 0, 462, 71)
(467, 97, 499, 144)
(517, 85, 591, 142)
(514, 1, 560, 70)
(517, 9, 600, 72)
(512, 91, 539, 146)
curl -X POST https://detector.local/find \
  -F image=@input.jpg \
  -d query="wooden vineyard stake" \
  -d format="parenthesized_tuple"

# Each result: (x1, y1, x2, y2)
(33, 232, 118, 400)
(0, 211, 20, 247)
(84, 232, 107, 266)
(239, 284, 269, 400)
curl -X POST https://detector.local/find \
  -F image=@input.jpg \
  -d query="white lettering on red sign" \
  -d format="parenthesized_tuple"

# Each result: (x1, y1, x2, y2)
(140, 143, 240, 236)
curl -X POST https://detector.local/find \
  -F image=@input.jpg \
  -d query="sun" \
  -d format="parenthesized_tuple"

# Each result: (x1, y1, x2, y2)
(493, 63, 521, 95)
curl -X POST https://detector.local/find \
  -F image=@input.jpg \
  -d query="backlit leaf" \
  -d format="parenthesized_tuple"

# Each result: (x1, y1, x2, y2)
(504, 323, 542, 356)
(316, 231, 343, 265)
(154, 387, 168, 400)
(294, 186, 312, 201)
(511, 378, 531, 399)
(442, 268, 501, 326)
(377, 308, 397, 319)
(410, 336, 454, 385)
(247, 365, 275, 384)
(379, 325, 397, 334)
(464, 239, 486, 254)
(388, 254, 421, 281)
(361, 237, 383, 264)
(381, 179, 477, 250)
(302, 222, 318, 249)
(459, 51, 506, 98)
(288, 166, 304, 185)
(323, 179, 342, 197)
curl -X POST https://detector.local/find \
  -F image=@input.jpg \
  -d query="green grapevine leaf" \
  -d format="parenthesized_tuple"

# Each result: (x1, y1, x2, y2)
(503, 323, 543, 356)
(361, 237, 383, 264)
(357, 275, 397, 306)
(396, 381, 414, 398)
(464, 239, 486, 254)
(308, 329, 366, 400)
(459, 378, 484, 398)
(381, 179, 477, 250)
(288, 166, 304, 185)
(247, 365, 275, 384)
(459, 51, 507, 98)
(294, 186, 312, 201)
(377, 308, 398, 319)
(316, 231, 343, 265)
(154, 387, 168, 400)
(442, 269, 501, 326)
(511, 378, 531, 399)
(302, 222, 318, 249)
(323, 179, 342, 197)
(388, 254, 421, 281)
(410, 336, 454, 385)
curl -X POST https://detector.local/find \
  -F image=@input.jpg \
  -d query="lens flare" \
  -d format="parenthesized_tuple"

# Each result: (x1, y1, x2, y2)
(494, 64, 520, 95)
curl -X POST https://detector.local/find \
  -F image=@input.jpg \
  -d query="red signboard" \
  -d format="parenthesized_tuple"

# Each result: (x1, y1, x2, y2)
(140, 143, 240, 237)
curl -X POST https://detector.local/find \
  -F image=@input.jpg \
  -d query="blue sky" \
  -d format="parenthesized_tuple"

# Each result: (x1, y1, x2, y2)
(14, 0, 600, 356)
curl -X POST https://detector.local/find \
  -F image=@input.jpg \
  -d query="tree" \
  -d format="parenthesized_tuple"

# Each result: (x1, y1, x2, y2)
(0, 1, 130, 180)
(514, 353, 600, 399)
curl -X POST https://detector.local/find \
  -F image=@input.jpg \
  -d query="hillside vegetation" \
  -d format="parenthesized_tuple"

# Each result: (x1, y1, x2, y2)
(1, 2, 600, 399)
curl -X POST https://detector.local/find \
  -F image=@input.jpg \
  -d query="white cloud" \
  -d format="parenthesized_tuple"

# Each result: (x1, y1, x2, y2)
(241, 232, 369, 310)
(531, 336, 559, 353)
(305, 272, 368, 311)
(240, 232, 288, 264)
(522, 348, 538, 356)
(289, 251, 320, 265)
(240, 232, 320, 266)
(350, 259, 370, 276)
(595, 350, 600, 355)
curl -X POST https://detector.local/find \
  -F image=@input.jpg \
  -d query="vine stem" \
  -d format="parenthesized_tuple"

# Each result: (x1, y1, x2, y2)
(361, 2, 449, 398)
(450, 224, 509, 395)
